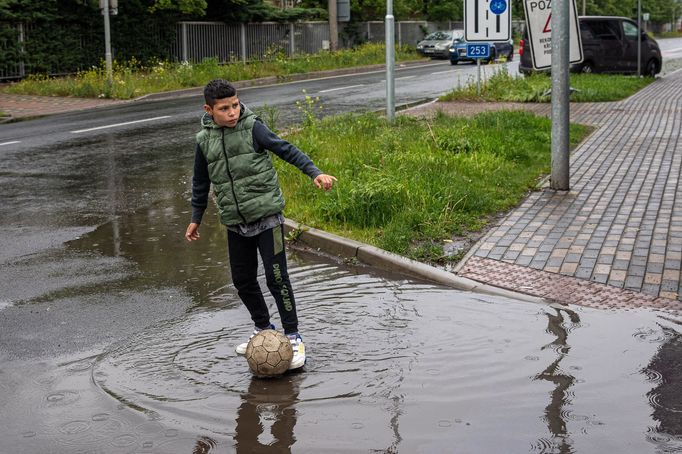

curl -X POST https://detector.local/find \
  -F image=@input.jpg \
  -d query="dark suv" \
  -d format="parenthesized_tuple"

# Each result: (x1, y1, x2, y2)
(519, 16, 662, 76)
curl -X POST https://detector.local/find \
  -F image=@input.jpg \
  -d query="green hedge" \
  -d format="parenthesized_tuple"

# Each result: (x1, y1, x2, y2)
(1, 0, 178, 78)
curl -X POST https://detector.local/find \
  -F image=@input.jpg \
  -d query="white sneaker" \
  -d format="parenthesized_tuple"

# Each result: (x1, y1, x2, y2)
(235, 324, 275, 355)
(287, 333, 306, 370)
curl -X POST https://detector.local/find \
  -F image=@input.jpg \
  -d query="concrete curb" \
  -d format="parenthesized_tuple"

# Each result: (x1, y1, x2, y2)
(283, 219, 550, 305)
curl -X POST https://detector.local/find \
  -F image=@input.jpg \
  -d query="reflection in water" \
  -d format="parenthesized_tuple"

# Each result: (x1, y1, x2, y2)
(105, 134, 123, 257)
(192, 436, 218, 453)
(234, 375, 301, 453)
(534, 305, 580, 453)
(644, 325, 682, 448)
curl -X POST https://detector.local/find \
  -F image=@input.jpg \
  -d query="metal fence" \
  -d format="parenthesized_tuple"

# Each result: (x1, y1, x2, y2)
(2, 19, 525, 79)
(169, 20, 532, 63)
(171, 20, 465, 63)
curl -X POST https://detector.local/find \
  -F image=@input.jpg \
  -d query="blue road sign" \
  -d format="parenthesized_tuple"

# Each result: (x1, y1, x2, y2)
(490, 0, 507, 15)
(466, 43, 490, 58)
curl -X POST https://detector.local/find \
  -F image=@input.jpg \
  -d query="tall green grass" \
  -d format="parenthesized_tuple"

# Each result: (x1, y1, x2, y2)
(276, 110, 589, 263)
(4, 43, 420, 100)
(441, 68, 654, 103)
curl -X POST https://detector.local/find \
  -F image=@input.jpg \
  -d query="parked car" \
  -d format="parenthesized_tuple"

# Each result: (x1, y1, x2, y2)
(449, 37, 514, 65)
(416, 30, 462, 59)
(519, 16, 662, 76)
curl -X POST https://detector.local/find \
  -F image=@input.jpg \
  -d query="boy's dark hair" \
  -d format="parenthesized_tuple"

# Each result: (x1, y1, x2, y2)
(204, 79, 237, 106)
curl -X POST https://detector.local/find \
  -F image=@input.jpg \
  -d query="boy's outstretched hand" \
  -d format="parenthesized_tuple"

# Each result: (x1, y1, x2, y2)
(185, 223, 201, 242)
(313, 174, 337, 191)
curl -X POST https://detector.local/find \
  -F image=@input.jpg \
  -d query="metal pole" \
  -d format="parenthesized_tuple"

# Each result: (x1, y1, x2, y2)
(103, 0, 113, 89)
(637, 0, 641, 76)
(329, 0, 338, 51)
(18, 23, 25, 78)
(582, 0, 585, 16)
(240, 23, 247, 63)
(398, 21, 402, 47)
(550, 0, 570, 190)
(181, 22, 188, 62)
(477, 58, 481, 95)
(385, 0, 395, 121)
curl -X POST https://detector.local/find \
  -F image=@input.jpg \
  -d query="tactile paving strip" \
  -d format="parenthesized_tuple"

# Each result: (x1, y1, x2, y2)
(460, 256, 682, 314)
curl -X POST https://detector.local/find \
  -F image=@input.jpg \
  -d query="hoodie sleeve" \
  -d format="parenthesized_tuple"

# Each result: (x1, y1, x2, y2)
(191, 143, 210, 224)
(252, 120, 322, 180)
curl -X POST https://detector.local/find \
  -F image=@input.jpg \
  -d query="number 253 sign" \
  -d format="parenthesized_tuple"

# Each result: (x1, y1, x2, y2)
(466, 43, 490, 58)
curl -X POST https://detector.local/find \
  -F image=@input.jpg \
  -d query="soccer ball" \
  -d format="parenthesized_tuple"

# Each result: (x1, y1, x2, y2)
(245, 329, 293, 377)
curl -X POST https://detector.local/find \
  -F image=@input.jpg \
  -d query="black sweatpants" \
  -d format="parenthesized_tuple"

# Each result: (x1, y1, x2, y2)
(227, 224, 299, 335)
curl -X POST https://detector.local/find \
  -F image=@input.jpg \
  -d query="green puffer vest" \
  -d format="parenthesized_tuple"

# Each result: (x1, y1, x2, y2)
(196, 106, 285, 225)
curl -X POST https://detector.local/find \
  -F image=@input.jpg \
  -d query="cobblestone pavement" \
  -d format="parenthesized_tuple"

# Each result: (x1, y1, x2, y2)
(452, 69, 682, 310)
(0, 92, 124, 120)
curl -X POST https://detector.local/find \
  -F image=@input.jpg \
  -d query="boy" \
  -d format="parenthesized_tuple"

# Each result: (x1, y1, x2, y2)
(185, 79, 336, 370)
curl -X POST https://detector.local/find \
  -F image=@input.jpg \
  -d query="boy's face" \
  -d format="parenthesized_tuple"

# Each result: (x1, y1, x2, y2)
(204, 95, 240, 128)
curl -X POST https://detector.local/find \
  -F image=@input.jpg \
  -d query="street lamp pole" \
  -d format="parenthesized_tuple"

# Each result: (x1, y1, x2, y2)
(102, 0, 113, 89)
(385, 0, 395, 121)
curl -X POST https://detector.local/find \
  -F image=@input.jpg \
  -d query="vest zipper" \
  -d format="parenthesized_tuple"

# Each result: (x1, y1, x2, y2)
(221, 129, 248, 224)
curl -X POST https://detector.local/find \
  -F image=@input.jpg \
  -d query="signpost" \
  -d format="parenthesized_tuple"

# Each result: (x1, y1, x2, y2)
(523, 0, 582, 190)
(385, 0, 395, 121)
(466, 43, 490, 95)
(465, 0, 510, 96)
(522, 0, 583, 69)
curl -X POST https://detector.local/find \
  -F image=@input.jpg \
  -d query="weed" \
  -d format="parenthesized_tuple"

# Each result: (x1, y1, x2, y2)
(285, 225, 308, 243)
(255, 104, 281, 133)
(295, 90, 323, 127)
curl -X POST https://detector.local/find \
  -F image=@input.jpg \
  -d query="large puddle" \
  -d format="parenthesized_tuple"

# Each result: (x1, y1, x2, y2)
(2, 248, 681, 452)
(1, 120, 681, 453)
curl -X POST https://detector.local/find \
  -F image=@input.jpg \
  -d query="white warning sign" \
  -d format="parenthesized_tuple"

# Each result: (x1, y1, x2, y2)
(523, 0, 583, 69)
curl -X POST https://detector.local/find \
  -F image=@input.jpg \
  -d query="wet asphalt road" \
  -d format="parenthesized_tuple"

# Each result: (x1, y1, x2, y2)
(0, 58, 681, 453)
(0, 59, 520, 150)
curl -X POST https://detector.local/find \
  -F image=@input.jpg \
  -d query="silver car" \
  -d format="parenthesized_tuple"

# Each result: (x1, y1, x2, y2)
(416, 30, 463, 59)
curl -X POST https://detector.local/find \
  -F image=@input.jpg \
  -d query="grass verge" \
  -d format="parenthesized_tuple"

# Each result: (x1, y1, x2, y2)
(440, 68, 655, 103)
(3, 43, 422, 100)
(276, 110, 590, 264)
(654, 31, 682, 38)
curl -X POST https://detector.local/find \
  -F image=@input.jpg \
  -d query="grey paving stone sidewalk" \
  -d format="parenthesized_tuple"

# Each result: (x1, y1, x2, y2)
(459, 69, 682, 304)
(0, 92, 124, 120)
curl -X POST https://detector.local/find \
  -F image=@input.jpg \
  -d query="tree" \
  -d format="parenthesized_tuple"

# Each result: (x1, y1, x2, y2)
(203, 0, 326, 22)
(423, 0, 462, 21)
(151, 0, 207, 15)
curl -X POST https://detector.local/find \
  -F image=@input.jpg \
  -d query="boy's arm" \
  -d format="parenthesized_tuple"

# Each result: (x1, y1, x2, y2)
(191, 143, 210, 223)
(186, 144, 210, 242)
(252, 120, 322, 179)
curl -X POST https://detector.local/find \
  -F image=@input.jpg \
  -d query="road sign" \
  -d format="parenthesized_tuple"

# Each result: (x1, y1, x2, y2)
(465, 0, 511, 42)
(523, 0, 583, 69)
(466, 43, 490, 58)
